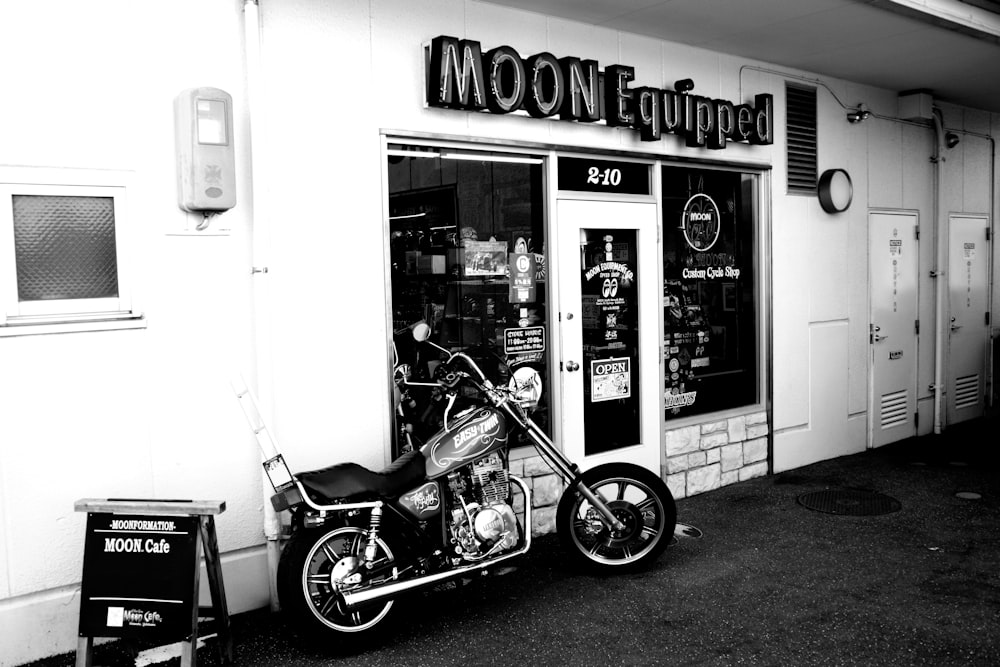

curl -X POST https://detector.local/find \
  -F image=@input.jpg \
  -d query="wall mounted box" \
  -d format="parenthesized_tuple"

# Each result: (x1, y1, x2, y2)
(898, 92, 934, 121)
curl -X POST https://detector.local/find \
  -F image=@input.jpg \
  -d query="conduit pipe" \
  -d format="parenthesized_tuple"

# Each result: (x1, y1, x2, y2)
(931, 109, 947, 435)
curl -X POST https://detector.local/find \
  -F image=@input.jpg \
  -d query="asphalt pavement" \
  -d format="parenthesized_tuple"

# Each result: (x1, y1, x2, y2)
(29, 416, 1000, 666)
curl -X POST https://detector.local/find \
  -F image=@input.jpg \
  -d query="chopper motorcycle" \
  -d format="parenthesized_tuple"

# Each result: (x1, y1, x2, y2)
(264, 322, 676, 645)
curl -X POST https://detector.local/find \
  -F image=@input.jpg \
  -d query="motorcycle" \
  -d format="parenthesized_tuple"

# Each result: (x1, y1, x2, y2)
(264, 322, 676, 645)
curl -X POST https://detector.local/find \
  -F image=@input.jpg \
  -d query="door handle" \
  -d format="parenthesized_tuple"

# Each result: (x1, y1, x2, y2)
(951, 316, 962, 332)
(874, 334, 888, 342)
(565, 361, 580, 372)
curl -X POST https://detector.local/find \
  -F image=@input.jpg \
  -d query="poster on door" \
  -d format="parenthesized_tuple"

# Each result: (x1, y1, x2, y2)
(591, 357, 631, 402)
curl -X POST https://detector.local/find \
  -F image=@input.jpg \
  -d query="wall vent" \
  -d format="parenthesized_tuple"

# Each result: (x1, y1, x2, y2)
(786, 84, 817, 194)
(880, 390, 909, 429)
(954, 374, 980, 410)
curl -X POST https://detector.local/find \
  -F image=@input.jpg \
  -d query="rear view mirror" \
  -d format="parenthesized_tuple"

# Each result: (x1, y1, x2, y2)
(509, 366, 543, 409)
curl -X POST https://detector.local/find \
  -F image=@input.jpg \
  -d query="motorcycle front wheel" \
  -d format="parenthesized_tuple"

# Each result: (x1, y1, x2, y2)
(277, 525, 399, 645)
(556, 462, 676, 572)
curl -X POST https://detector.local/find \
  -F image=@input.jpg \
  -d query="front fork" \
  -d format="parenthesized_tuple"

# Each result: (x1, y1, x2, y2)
(499, 400, 627, 533)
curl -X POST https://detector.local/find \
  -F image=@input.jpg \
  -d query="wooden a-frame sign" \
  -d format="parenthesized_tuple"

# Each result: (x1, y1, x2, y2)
(74, 499, 233, 667)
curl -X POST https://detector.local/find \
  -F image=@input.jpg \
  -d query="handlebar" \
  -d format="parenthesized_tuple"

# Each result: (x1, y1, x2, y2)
(399, 332, 500, 399)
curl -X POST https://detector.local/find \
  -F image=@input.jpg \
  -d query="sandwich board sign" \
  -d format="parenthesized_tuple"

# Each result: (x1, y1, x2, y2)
(74, 499, 232, 667)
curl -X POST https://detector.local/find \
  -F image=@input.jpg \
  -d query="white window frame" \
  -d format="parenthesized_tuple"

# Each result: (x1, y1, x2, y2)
(0, 167, 143, 335)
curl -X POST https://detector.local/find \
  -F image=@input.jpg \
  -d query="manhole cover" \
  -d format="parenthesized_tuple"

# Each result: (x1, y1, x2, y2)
(797, 489, 901, 516)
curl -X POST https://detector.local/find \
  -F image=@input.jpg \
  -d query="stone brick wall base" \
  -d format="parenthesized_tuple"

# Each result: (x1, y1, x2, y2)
(508, 411, 769, 535)
(663, 411, 769, 499)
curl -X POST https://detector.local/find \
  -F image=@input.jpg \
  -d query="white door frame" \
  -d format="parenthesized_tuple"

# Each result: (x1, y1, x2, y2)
(554, 197, 662, 474)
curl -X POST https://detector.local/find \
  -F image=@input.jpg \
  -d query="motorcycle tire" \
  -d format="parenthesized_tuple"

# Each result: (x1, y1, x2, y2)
(556, 462, 676, 572)
(277, 525, 400, 647)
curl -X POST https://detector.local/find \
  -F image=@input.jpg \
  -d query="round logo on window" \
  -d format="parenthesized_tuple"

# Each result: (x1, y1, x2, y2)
(681, 194, 721, 252)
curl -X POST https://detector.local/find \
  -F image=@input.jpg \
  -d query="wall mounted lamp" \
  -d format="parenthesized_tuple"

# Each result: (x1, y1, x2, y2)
(817, 168, 853, 214)
(846, 104, 871, 124)
(945, 131, 961, 149)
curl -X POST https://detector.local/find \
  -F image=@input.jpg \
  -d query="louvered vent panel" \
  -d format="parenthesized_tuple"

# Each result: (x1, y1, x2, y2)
(786, 85, 817, 193)
(880, 390, 908, 429)
(954, 374, 980, 410)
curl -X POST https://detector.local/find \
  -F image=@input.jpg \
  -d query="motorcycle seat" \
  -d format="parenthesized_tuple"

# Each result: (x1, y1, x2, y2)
(297, 449, 426, 502)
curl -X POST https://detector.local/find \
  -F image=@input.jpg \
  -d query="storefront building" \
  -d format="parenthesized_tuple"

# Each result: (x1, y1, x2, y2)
(1, 1, 997, 663)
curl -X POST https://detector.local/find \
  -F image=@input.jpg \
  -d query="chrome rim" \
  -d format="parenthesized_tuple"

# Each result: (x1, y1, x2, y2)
(569, 476, 665, 565)
(301, 527, 396, 632)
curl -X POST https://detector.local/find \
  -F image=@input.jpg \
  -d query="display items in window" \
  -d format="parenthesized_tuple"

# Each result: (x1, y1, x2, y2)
(662, 167, 758, 418)
(387, 146, 549, 457)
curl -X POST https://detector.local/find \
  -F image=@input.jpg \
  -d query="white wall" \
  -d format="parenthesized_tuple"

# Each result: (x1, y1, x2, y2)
(772, 85, 998, 470)
(0, 2, 265, 665)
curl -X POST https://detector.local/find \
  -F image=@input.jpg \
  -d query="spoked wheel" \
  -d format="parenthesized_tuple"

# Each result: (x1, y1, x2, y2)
(277, 526, 399, 645)
(556, 463, 676, 572)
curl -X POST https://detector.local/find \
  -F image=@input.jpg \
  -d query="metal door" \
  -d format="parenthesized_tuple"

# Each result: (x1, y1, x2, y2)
(556, 199, 661, 473)
(947, 214, 990, 424)
(869, 211, 919, 447)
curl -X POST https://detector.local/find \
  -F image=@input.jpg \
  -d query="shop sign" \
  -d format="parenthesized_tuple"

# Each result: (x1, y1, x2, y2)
(427, 35, 773, 150)
(509, 252, 537, 303)
(504, 325, 545, 355)
(681, 193, 721, 251)
(591, 357, 631, 402)
(79, 513, 199, 639)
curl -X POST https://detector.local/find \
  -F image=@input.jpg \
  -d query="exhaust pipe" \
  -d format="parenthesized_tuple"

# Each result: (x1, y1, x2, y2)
(342, 477, 532, 610)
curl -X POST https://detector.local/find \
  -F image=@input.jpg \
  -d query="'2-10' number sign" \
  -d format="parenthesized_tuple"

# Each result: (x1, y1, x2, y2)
(558, 157, 649, 195)
(587, 167, 622, 187)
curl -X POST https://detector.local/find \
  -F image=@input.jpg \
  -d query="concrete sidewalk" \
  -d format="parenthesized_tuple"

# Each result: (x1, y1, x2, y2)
(30, 418, 1000, 666)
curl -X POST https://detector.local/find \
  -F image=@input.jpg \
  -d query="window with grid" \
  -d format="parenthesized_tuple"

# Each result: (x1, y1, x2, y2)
(1, 179, 138, 328)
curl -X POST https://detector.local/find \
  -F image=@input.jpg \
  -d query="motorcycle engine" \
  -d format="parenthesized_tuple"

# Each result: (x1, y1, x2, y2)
(446, 452, 518, 559)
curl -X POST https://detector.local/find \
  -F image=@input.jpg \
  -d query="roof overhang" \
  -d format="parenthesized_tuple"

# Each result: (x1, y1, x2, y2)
(476, 0, 1000, 113)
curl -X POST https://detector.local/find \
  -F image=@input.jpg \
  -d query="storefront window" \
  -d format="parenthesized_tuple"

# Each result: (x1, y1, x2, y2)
(387, 144, 548, 455)
(662, 166, 758, 419)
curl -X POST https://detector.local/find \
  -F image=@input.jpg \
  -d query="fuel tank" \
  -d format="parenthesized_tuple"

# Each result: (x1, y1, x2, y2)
(420, 406, 509, 479)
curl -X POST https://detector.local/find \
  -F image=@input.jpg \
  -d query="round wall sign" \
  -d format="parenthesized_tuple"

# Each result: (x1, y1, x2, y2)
(818, 168, 853, 214)
(681, 193, 721, 251)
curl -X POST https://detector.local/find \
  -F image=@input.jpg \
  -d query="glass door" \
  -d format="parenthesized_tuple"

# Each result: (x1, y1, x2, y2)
(556, 199, 661, 473)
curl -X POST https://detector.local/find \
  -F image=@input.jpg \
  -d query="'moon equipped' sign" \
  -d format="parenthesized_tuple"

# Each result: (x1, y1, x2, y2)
(427, 35, 773, 150)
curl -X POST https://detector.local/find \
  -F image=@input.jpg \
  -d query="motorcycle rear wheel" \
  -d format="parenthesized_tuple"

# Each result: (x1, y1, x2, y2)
(556, 462, 676, 572)
(277, 526, 399, 645)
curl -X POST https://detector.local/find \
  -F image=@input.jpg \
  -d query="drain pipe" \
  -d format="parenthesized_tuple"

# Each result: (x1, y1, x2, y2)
(931, 109, 947, 435)
(242, 0, 282, 611)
